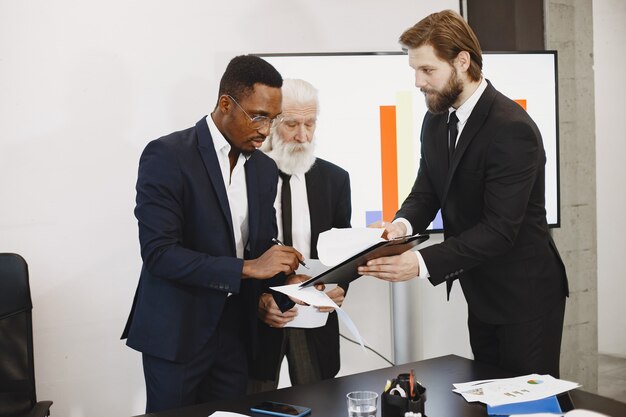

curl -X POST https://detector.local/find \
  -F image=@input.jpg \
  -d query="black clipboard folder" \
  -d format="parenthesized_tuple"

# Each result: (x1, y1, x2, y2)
(299, 234, 429, 288)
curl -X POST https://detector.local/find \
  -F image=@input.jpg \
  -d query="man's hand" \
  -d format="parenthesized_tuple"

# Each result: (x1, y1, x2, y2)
(317, 286, 345, 313)
(242, 245, 303, 279)
(257, 293, 298, 328)
(368, 220, 407, 240)
(285, 274, 310, 305)
(357, 250, 419, 282)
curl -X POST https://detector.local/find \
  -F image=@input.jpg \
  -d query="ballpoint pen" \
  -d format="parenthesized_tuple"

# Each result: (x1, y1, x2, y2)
(271, 238, 309, 269)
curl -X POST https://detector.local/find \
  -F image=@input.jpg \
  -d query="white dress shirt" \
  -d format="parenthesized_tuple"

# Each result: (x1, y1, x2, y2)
(206, 115, 249, 259)
(397, 78, 488, 279)
(275, 172, 312, 258)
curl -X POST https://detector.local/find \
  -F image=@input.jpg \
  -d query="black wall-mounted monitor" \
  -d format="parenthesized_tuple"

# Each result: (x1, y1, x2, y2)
(260, 51, 560, 232)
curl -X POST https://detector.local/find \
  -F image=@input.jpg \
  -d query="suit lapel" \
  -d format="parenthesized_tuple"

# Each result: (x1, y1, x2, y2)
(195, 118, 236, 251)
(304, 160, 321, 258)
(441, 82, 497, 203)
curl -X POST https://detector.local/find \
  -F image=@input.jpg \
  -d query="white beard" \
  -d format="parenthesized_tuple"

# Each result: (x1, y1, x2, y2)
(265, 136, 317, 176)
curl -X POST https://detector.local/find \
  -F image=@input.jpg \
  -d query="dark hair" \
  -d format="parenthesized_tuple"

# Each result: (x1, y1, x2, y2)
(399, 9, 482, 82)
(218, 55, 283, 101)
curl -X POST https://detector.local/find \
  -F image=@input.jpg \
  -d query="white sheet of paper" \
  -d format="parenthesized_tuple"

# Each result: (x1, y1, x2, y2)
(295, 258, 328, 276)
(284, 305, 329, 329)
(208, 412, 249, 417)
(453, 374, 580, 406)
(270, 283, 366, 349)
(316, 227, 384, 266)
(270, 284, 336, 308)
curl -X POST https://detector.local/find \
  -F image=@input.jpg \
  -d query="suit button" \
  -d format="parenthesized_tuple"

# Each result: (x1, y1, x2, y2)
(444, 274, 450, 279)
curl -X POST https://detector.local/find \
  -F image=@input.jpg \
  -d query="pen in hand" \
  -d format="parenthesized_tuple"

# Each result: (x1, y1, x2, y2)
(271, 238, 309, 269)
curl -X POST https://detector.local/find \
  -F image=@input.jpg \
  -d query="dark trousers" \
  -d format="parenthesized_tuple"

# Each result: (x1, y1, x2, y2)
(142, 298, 247, 413)
(247, 328, 322, 393)
(468, 298, 566, 377)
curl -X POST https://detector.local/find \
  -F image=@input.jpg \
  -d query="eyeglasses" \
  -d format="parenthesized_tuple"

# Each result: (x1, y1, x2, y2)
(227, 95, 277, 129)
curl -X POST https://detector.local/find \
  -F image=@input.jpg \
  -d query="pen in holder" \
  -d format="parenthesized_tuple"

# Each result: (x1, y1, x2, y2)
(381, 370, 426, 417)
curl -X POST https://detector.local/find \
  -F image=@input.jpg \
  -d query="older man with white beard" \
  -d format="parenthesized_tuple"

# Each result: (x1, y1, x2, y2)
(247, 78, 352, 392)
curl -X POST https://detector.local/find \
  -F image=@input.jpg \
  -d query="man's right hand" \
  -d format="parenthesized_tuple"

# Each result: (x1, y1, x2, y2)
(242, 245, 303, 279)
(257, 292, 298, 328)
(368, 220, 407, 240)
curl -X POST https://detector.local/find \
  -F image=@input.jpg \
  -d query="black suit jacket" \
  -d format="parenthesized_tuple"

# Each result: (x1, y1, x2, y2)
(122, 117, 278, 363)
(396, 82, 568, 324)
(249, 158, 351, 380)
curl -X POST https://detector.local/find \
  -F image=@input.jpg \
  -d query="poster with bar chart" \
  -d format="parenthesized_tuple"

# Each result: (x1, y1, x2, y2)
(261, 52, 559, 231)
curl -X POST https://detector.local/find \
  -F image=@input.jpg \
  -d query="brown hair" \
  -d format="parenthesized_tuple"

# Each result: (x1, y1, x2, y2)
(399, 9, 483, 82)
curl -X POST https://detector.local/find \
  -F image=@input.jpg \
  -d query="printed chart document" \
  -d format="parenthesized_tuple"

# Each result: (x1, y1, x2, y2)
(453, 374, 580, 407)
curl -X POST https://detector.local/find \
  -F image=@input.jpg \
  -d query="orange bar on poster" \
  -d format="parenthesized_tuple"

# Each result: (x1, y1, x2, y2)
(380, 105, 398, 221)
(514, 99, 527, 111)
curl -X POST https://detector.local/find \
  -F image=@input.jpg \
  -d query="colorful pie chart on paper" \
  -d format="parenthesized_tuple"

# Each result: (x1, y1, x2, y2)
(527, 379, 544, 385)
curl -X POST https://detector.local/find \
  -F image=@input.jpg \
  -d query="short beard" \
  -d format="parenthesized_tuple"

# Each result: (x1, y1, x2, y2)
(422, 68, 463, 114)
(265, 136, 316, 176)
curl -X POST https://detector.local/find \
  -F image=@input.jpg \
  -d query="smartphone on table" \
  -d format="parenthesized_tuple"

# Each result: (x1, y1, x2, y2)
(250, 401, 311, 417)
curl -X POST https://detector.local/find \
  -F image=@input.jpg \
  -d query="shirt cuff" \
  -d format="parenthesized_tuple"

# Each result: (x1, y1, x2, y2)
(393, 218, 413, 236)
(415, 250, 430, 280)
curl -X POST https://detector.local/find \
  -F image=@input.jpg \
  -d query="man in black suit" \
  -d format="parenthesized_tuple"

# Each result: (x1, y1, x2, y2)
(122, 55, 303, 413)
(248, 79, 352, 392)
(360, 10, 568, 377)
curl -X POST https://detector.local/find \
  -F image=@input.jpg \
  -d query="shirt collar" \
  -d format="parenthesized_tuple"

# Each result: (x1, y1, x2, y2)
(205, 114, 230, 156)
(449, 77, 488, 124)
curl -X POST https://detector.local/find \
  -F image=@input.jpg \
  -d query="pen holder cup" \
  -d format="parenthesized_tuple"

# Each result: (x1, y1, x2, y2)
(381, 372, 426, 417)
(381, 392, 425, 417)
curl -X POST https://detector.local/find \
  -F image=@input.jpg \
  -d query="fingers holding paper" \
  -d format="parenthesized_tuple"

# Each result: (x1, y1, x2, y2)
(368, 220, 407, 240)
(358, 250, 420, 282)
(317, 286, 345, 312)
(257, 292, 298, 328)
(285, 274, 311, 305)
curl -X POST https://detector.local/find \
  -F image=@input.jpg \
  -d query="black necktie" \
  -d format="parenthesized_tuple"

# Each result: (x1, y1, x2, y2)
(279, 171, 292, 246)
(448, 111, 459, 167)
(446, 111, 459, 300)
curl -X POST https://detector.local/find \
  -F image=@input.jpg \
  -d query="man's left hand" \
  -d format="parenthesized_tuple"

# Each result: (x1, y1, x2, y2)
(317, 286, 345, 312)
(357, 250, 420, 282)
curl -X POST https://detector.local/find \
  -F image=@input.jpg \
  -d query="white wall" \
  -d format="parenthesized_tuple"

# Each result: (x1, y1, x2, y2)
(0, 1, 460, 416)
(594, 0, 626, 356)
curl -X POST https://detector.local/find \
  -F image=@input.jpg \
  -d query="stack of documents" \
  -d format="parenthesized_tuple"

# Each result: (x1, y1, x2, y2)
(453, 374, 580, 415)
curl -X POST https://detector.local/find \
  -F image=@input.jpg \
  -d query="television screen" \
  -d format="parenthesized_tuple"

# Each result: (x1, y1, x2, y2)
(260, 52, 560, 232)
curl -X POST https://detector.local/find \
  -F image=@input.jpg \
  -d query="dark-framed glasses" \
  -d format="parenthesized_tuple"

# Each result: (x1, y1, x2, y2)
(227, 95, 277, 129)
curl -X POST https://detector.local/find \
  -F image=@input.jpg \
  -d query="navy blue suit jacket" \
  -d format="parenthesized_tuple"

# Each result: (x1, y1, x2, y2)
(396, 82, 568, 324)
(122, 117, 278, 363)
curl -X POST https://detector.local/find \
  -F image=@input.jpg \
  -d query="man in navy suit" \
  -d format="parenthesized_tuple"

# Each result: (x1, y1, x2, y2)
(360, 10, 568, 377)
(121, 55, 303, 413)
(248, 79, 351, 392)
